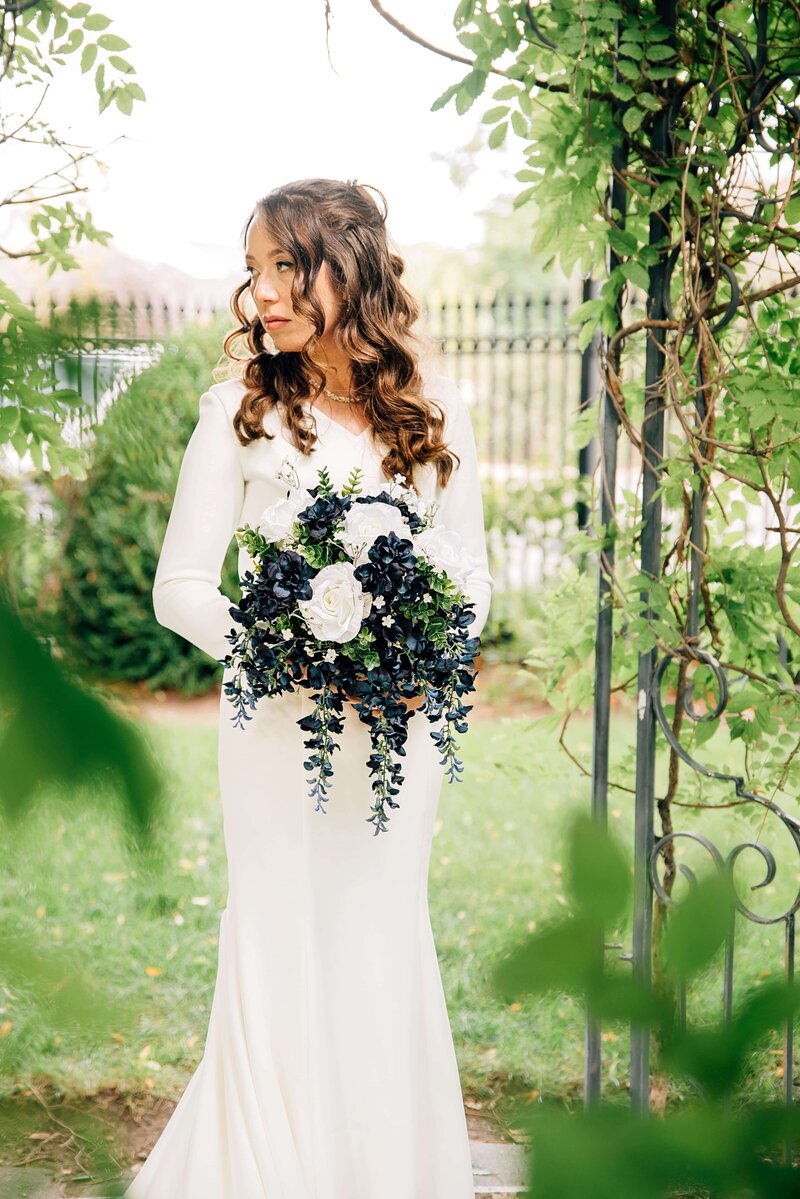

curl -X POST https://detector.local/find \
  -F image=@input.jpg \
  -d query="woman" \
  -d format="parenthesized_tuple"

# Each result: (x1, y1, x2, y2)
(125, 178, 493, 1198)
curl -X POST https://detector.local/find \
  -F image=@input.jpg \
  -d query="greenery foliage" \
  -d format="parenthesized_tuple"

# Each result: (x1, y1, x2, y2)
(433, 1, 800, 809)
(492, 814, 800, 1195)
(40, 321, 240, 694)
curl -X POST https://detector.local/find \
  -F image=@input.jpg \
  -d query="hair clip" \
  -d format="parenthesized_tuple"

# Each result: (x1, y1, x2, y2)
(346, 178, 358, 187)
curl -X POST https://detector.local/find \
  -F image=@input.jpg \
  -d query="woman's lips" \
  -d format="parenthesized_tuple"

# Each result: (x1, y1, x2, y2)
(265, 317, 290, 328)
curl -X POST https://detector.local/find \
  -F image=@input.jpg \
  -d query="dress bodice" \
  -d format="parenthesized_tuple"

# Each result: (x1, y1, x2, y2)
(151, 372, 493, 663)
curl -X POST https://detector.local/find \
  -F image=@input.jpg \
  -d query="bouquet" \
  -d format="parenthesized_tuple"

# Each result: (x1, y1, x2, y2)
(221, 458, 481, 835)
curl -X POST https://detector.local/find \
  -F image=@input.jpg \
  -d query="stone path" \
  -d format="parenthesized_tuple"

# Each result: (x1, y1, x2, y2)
(0, 1139, 529, 1197)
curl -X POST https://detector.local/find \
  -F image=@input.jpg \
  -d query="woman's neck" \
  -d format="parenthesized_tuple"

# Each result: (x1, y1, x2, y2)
(311, 337, 355, 395)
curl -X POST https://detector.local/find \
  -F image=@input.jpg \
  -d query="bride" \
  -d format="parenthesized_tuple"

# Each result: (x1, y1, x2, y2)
(124, 177, 493, 1198)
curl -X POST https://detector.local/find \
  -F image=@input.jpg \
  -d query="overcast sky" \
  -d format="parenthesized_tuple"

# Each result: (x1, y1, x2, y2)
(5, 0, 524, 279)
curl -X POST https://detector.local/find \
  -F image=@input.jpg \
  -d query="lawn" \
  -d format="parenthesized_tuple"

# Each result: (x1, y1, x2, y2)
(0, 690, 795, 1133)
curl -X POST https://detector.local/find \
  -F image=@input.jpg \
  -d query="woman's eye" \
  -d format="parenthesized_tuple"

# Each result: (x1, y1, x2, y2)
(243, 265, 255, 277)
(276, 260, 294, 272)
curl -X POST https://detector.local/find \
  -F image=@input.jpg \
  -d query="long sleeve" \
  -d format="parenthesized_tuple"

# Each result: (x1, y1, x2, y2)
(152, 388, 244, 664)
(431, 375, 494, 641)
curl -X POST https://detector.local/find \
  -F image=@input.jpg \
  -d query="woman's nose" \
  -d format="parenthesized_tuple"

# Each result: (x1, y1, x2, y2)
(255, 277, 279, 302)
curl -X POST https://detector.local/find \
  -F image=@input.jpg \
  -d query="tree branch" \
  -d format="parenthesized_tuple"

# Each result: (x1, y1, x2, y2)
(366, 0, 568, 91)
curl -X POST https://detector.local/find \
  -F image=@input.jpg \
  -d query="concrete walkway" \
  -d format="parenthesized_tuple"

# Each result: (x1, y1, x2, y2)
(0, 1140, 530, 1197)
(471, 1139, 530, 1194)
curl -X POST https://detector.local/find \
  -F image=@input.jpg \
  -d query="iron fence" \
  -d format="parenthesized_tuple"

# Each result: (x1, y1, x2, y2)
(27, 289, 596, 607)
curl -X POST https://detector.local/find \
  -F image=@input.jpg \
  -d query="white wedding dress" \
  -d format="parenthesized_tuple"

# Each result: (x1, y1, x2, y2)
(124, 371, 493, 1198)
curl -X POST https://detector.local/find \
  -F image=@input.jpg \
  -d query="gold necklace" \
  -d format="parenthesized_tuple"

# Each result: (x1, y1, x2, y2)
(323, 385, 363, 405)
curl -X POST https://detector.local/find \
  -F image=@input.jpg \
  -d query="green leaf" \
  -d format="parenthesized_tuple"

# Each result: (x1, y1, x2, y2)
(457, 29, 486, 54)
(565, 813, 631, 923)
(568, 297, 605, 325)
(649, 178, 678, 210)
(0, 407, 20, 439)
(482, 105, 510, 124)
(647, 43, 677, 62)
(616, 57, 640, 81)
(83, 13, 112, 30)
(491, 916, 597, 1000)
(608, 228, 639, 255)
(97, 32, 132, 51)
(784, 196, 800, 224)
(622, 106, 645, 133)
(513, 185, 537, 209)
(577, 320, 598, 352)
(638, 92, 663, 112)
(454, 0, 475, 28)
(430, 82, 459, 112)
(621, 259, 650, 289)
(463, 67, 488, 99)
(488, 120, 508, 149)
(115, 89, 133, 115)
(80, 41, 97, 72)
(684, 172, 704, 204)
(53, 29, 84, 55)
(109, 54, 134, 73)
(661, 871, 736, 979)
(511, 109, 528, 138)
(492, 82, 521, 100)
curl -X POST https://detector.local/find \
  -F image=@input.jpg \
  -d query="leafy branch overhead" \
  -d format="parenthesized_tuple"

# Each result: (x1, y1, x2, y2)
(374, 0, 800, 809)
(1, 2, 165, 877)
(1, 2, 144, 480)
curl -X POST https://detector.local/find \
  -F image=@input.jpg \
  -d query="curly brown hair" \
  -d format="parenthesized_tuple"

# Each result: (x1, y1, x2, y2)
(219, 178, 458, 493)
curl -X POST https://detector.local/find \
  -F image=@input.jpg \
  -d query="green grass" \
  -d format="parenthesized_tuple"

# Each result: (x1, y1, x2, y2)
(0, 707, 796, 1117)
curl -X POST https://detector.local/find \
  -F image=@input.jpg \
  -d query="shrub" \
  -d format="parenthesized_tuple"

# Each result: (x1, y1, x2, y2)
(45, 319, 240, 695)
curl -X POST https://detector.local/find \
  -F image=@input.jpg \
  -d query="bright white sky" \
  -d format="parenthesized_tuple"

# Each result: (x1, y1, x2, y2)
(5, 0, 524, 278)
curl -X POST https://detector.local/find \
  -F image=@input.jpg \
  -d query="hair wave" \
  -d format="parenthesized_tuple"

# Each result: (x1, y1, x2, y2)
(219, 178, 459, 493)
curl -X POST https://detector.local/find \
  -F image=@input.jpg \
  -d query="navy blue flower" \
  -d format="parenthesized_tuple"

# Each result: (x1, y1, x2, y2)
(353, 530, 417, 600)
(297, 493, 351, 543)
(264, 549, 316, 604)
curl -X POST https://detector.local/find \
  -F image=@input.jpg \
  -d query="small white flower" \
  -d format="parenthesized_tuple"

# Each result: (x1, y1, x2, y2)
(373, 594, 386, 610)
(382, 614, 395, 627)
(423, 592, 432, 603)
(281, 628, 293, 641)
(324, 647, 337, 663)
(393, 472, 407, 484)
(740, 707, 756, 722)
(275, 456, 301, 490)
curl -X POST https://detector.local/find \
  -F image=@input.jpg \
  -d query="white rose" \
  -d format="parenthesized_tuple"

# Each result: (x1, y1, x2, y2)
(257, 488, 315, 541)
(297, 561, 368, 643)
(340, 500, 409, 564)
(413, 525, 476, 587)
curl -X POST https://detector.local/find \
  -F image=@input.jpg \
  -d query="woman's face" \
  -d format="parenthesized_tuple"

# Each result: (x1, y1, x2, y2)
(243, 218, 344, 353)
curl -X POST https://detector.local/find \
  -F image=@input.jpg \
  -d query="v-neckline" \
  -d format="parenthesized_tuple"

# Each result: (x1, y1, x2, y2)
(307, 400, 370, 442)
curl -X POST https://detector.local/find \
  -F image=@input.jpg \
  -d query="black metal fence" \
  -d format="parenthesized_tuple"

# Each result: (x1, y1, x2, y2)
(23, 280, 800, 1127)
(32, 289, 595, 609)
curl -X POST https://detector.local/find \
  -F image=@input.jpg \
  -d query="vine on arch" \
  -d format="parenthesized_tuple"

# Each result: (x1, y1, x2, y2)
(415, 0, 800, 822)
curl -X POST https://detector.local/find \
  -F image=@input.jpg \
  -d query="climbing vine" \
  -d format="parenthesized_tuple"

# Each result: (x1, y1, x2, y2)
(418, 0, 800, 810)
